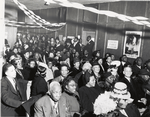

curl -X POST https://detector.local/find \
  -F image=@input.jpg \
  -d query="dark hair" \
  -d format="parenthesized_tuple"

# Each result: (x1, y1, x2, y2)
(2, 63, 13, 76)
(62, 76, 75, 90)
(84, 70, 95, 84)
(133, 57, 143, 65)
(10, 59, 18, 68)
(59, 63, 69, 70)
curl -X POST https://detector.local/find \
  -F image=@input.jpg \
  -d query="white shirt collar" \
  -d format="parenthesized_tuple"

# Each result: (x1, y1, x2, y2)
(7, 77, 16, 91)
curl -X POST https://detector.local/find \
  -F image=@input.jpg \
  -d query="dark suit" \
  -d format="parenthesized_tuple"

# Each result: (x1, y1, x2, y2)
(73, 42, 82, 56)
(132, 65, 142, 76)
(84, 40, 95, 59)
(103, 62, 110, 72)
(118, 103, 140, 117)
(30, 74, 48, 97)
(1, 77, 27, 117)
(120, 77, 139, 105)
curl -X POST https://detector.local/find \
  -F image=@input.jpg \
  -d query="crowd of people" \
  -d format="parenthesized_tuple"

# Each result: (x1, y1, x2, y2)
(1, 33, 150, 117)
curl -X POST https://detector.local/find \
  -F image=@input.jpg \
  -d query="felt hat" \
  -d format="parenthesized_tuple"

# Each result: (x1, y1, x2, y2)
(92, 61, 99, 67)
(102, 72, 112, 79)
(111, 82, 132, 100)
(139, 69, 150, 75)
(73, 58, 80, 64)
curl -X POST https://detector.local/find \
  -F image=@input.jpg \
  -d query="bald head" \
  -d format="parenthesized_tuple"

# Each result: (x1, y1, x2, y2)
(49, 81, 62, 101)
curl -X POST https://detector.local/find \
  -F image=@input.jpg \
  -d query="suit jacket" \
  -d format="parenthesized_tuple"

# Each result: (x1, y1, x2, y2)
(1, 77, 27, 117)
(84, 40, 95, 59)
(132, 65, 142, 76)
(118, 103, 140, 117)
(31, 75, 48, 97)
(73, 42, 82, 55)
(34, 95, 66, 117)
(120, 77, 139, 102)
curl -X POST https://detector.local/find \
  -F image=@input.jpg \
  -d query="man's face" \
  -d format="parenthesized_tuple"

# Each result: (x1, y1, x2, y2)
(51, 86, 62, 101)
(137, 58, 143, 66)
(24, 52, 30, 59)
(106, 57, 112, 63)
(88, 76, 96, 87)
(61, 66, 69, 78)
(92, 65, 100, 73)
(123, 67, 132, 78)
(6, 65, 16, 78)
(29, 61, 36, 68)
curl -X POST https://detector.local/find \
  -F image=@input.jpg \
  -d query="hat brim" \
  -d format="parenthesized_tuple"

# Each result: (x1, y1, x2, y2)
(110, 92, 132, 100)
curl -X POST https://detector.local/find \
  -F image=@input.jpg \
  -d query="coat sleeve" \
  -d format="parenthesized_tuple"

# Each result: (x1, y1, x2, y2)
(78, 88, 93, 112)
(1, 80, 22, 108)
(37, 78, 48, 95)
(34, 101, 44, 117)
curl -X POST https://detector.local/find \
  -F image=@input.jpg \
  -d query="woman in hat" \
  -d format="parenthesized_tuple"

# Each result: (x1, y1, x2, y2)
(99, 72, 116, 92)
(110, 82, 140, 117)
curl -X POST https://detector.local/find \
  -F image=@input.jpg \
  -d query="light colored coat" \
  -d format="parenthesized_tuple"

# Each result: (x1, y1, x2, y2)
(34, 95, 66, 117)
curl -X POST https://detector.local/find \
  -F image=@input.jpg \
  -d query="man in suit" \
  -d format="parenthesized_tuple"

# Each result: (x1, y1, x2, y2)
(73, 37, 82, 56)
(118, 55, 131, 79)
(34, 81, 66, 117)
(1, 63, 27, 117)
(83, 36, 95, 59)
(120, 66, 144, 108)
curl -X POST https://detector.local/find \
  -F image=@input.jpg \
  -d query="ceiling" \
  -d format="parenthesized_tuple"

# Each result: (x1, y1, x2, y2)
(5, 0, 125, 10)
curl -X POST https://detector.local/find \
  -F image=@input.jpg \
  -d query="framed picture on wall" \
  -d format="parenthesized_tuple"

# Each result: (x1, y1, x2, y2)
(123, 31, 142, 58)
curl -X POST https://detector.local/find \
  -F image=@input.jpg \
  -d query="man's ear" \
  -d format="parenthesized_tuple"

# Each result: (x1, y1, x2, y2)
(5, 71, 8, 76)
(66, 85, 68, 89)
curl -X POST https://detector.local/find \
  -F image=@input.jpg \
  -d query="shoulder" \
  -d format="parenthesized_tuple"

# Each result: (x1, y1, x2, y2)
(35, 95, 50, 105)
(1, 77, 9, 85)
(79, 86, 88, 92)
(53, 76, 61, 81)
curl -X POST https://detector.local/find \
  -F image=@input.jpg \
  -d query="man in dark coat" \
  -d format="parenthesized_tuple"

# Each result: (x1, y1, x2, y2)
(83, 36, 95, 59)
(120, 66, 144, 108)
(30, 65, 48, 97)
(1, 63, 27, 117)
(73, 37, 82, 56)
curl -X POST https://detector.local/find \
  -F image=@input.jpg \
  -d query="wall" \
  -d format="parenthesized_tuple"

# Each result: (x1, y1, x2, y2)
(5, 1, 150, 62)
(5, 6, 18, 48)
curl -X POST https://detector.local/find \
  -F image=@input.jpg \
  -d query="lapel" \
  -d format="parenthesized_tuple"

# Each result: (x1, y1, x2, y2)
(16, 79, 23, 99)
(58, 96, 66, 117)
(43, 96, 53, 117)
(5, 77, 18, 95)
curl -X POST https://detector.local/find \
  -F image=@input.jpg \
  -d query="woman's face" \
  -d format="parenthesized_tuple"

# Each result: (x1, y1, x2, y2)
(88, 76, 96, 87)
(66, 80, 77, 93)
(5, 65, 16, 78)
(61, 66, 69, 78)
(92, 65, 100, 73)
(117, 99, 128, 109)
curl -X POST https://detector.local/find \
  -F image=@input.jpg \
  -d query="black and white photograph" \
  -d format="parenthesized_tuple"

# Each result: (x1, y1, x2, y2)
(123, 31, 142, 58)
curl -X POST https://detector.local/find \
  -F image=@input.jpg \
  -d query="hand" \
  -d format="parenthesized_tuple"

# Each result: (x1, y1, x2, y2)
(140, 98, 147, 105)
(22, 101, 25, 104)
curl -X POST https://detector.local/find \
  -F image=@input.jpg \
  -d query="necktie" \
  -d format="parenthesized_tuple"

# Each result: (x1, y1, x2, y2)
(13, 78, 22, 100)
(53, 102, 58, 115)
